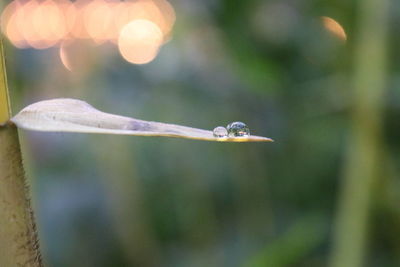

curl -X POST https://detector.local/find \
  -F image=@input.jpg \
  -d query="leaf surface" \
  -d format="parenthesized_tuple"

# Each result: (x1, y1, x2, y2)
(11, 98, 273, 142)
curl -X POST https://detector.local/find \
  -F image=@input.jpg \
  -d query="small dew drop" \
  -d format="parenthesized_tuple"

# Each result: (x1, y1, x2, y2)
(227, 122, 250, 137)
(213, 126, 228, 138)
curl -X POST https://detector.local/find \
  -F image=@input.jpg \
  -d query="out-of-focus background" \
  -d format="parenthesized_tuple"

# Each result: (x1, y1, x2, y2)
(1, 0, 399, 266)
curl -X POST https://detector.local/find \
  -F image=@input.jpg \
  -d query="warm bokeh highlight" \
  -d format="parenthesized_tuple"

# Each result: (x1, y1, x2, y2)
(1, 0, 175, 64)
(321, 16, 347, 42)
(118, 19, 163, 64)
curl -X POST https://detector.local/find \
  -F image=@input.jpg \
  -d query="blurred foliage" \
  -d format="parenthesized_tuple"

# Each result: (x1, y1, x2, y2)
(3, 0, 400, 266)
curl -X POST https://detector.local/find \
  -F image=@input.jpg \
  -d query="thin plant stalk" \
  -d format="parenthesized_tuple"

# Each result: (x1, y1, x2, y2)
(0, 39, 43, 266)
(329, 0, 389, 266)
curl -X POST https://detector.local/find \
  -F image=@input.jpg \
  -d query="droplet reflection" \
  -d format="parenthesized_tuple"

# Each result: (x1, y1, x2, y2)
(213, 126, 228, 138)
(227, 122, 250, 137)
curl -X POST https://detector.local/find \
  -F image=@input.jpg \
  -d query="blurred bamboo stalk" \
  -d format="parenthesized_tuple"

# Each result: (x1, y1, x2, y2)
(91, 137, 161, 266)
(0, 39, 43, 265)
(329, 0, 389, 267)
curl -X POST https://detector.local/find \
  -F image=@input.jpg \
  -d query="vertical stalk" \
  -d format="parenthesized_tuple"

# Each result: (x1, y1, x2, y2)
(330, 0, 389, 267)
(0, 39, 43, 265)
(0, 38, 10, 124)
(92, 137, 161, 266)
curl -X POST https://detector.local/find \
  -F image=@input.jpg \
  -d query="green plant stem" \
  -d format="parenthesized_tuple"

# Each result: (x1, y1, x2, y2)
(0, 39, 43, 265)
(0, 38, 10, 123)
(329, 0, 389, 266)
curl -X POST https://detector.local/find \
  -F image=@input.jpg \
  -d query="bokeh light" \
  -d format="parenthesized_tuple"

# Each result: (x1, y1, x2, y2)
(1, 1, 28, 48)
(83, 0, 113, 44)
(117, 19, 163, 64)
(32, 0, 68, 46)
(67, 0, 89, 39)
(58, 40, 98, 72)
(321, 16, 347, 42)
(59, 43, 72, 71)
(0, 0, 175, 64)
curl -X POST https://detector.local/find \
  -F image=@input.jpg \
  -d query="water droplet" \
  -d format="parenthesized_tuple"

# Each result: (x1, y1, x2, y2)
(227, 122, 250, 137)
(213, 126, 228, 138)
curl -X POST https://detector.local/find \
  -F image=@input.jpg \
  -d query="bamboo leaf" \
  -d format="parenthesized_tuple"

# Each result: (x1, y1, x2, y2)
(11, 98, 273, 142)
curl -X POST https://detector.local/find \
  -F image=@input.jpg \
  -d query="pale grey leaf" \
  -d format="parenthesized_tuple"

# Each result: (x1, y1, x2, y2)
(11, 98, 273, 142)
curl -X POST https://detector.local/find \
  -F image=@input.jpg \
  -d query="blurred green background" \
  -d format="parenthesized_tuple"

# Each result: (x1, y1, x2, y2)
(3, 0, 400, 266)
